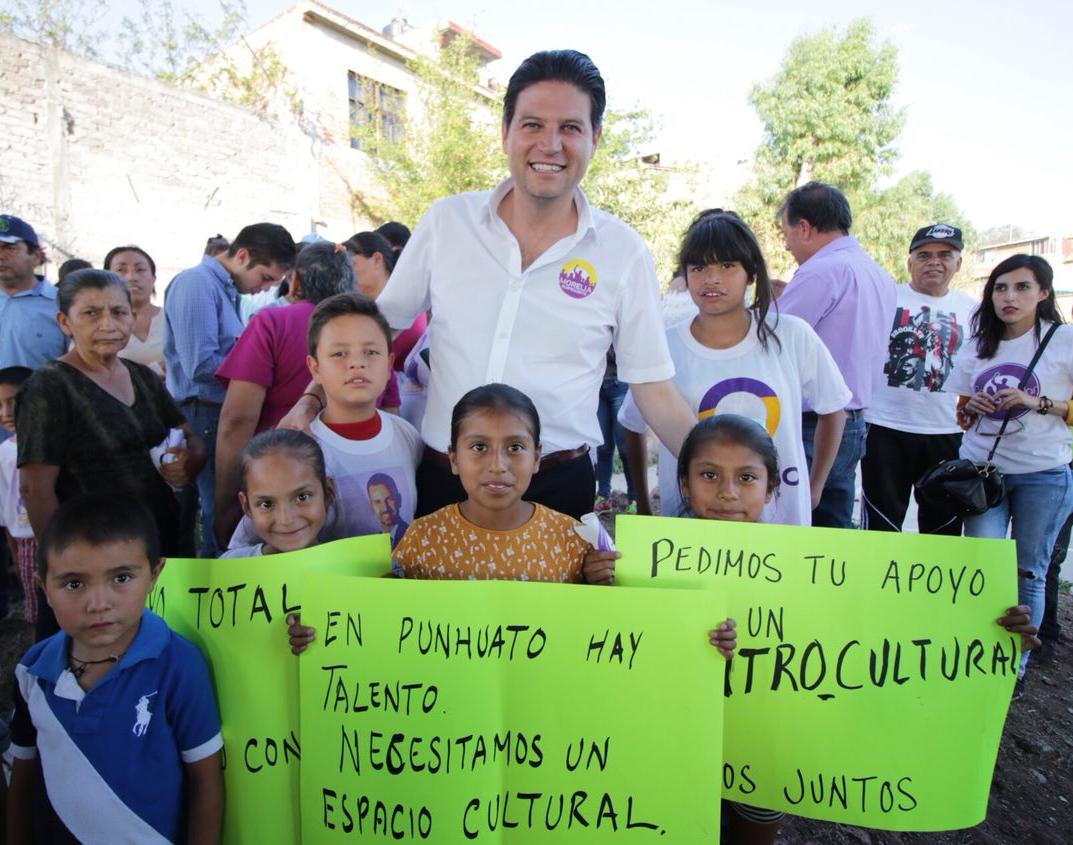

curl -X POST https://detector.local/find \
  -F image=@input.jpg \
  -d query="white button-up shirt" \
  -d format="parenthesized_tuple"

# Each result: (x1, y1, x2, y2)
(377, 179, 674, 452)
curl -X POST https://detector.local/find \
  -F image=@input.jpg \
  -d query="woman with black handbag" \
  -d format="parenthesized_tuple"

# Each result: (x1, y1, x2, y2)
(945, 254, 1073, 687)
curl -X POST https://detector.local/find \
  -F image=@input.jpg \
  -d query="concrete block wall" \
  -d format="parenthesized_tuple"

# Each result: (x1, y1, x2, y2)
(0, 31, 367, 287)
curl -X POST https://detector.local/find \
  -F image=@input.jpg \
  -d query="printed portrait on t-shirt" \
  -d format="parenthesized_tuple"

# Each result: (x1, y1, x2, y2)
(326, 465, 414, 549)
(366, 472, 410, 547)
(884, 306, 963, 392)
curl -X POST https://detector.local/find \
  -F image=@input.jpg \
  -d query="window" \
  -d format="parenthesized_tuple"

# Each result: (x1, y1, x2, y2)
(348, 72, 405, 149)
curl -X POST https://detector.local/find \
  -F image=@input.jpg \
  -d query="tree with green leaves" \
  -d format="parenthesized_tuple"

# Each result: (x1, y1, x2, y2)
(351, 35, 696, 281)
(2, 0, 297, 113)
(349, 33, 504, 230)
(0, 0, 109, 57)
(736, 19, 975, 282)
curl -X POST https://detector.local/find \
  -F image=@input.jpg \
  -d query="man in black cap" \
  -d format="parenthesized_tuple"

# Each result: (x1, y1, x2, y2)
(861, 224, 976, 534)
(0, 215, 65, 370)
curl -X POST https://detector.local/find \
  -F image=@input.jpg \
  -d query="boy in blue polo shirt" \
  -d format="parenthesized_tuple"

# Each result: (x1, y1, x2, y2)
(5, 495, 223, 844)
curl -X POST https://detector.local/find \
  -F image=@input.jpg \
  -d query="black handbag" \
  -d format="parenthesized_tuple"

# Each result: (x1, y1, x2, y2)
(914, 323, 1059, 517)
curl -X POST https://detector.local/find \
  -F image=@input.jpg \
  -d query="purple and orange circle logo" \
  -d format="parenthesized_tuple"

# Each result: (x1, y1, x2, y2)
(558, 259, 597, 299)
(697, 377, 781, 435)
(974, 364, 1040, 420)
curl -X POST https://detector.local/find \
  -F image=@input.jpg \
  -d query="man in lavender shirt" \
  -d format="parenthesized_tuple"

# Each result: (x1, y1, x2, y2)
(777, 182, 896, 528)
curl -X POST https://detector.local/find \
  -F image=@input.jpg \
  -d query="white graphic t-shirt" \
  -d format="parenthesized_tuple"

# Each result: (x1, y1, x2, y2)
(228, 411, 423, 551)
(313, 412, 423, 547)
(944, 322, 1073, 474)
(619, 314, 850, 525)
(865, 285, 977, 434)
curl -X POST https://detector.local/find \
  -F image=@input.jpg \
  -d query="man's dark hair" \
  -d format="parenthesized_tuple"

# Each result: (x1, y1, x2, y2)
(503, 50, 606, 131)
(38, 494, 161, 579)
(307, 291, 393, 357)
(367, 471, 401, 500)
(227, 223, 297, 269)
(0, 366, 32, 388)
(103, 245, 157, 277)
(375, 221, 411, 253)
(57, 258, 92, 281)
(778, 181, 852, 234)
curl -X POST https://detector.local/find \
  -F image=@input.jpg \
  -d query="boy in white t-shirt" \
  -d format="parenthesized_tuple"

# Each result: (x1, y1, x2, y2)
(0, 366, 37, 622)
(225, 294, 422, 553)
(861, 225, 977, 535)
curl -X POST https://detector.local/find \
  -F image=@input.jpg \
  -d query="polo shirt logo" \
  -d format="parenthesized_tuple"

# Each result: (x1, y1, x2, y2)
(558, 259, 597, 299)
(133, 690, 157, 736)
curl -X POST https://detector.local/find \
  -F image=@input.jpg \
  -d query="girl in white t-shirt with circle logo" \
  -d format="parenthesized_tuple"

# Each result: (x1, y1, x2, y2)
(619, 210, 850, 526)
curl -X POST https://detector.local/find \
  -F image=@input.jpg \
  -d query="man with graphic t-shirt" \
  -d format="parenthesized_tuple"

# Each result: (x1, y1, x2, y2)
(860, 224, 976, 534)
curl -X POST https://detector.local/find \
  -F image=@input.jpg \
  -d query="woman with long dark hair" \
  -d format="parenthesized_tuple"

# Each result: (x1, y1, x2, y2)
(945, 253, 1073, 685)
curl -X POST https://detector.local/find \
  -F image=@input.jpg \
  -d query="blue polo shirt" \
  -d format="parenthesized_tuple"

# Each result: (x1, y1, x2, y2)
(11, 609, 222, 843)
(0, 277, 65, 369)
(163, 255, 244, 403)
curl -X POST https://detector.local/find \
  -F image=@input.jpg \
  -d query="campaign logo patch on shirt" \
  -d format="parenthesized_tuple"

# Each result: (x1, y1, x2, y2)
(558, 259, 597, 299)
(697, 377, 781, 436)
(974, 364, 1040, 421)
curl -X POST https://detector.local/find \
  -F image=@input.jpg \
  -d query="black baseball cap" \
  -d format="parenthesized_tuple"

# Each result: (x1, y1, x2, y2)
(0, 215, 40, 249)
(909, 223, 963, 253)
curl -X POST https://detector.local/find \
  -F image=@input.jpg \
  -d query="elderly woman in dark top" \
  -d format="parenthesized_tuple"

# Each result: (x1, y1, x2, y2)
(16, 269, 206, 555)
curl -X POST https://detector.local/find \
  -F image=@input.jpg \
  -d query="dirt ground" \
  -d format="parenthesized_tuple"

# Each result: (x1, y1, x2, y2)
(2, 561, 1070, 843)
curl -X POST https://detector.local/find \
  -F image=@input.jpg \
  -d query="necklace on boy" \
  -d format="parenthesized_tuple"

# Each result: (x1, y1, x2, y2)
(68, 652, 124, 679)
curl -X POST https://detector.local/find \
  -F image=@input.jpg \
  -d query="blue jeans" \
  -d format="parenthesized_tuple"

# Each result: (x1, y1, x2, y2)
(964, 464, 1073, 671)
(802, 410, 866, 529)
(183, 402, 221, 558)
(596, 378, 634, 500)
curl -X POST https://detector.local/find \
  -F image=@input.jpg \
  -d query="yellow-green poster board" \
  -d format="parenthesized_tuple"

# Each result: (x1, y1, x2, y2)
(147, 535, 392, 844)
(615, 515, 1019, 831)
(299, 576, 724, 843)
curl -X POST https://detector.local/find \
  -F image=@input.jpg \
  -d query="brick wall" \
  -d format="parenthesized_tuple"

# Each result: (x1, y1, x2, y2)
(0, 31, 367, 287)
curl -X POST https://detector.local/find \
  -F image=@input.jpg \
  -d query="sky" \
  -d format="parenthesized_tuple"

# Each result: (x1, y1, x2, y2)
(188, 0, 1073, 233)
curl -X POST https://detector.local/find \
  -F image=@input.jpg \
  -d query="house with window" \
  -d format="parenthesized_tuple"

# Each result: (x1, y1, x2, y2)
(232, 0, 503, 238)
(974, 233, 1073, 318)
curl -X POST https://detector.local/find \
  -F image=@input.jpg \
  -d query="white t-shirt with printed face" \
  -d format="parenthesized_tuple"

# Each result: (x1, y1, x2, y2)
(375, 180, 674, 453)
(865, 285, 977, 434)
(228, 411, 423, 551)
(312, 412, 423, 547)
(619, 314, 851, 525)
(944, 323, 1073, 474)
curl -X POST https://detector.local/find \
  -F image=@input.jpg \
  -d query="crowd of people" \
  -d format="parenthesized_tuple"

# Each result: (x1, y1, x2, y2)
(0, 47, 1063, 844)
